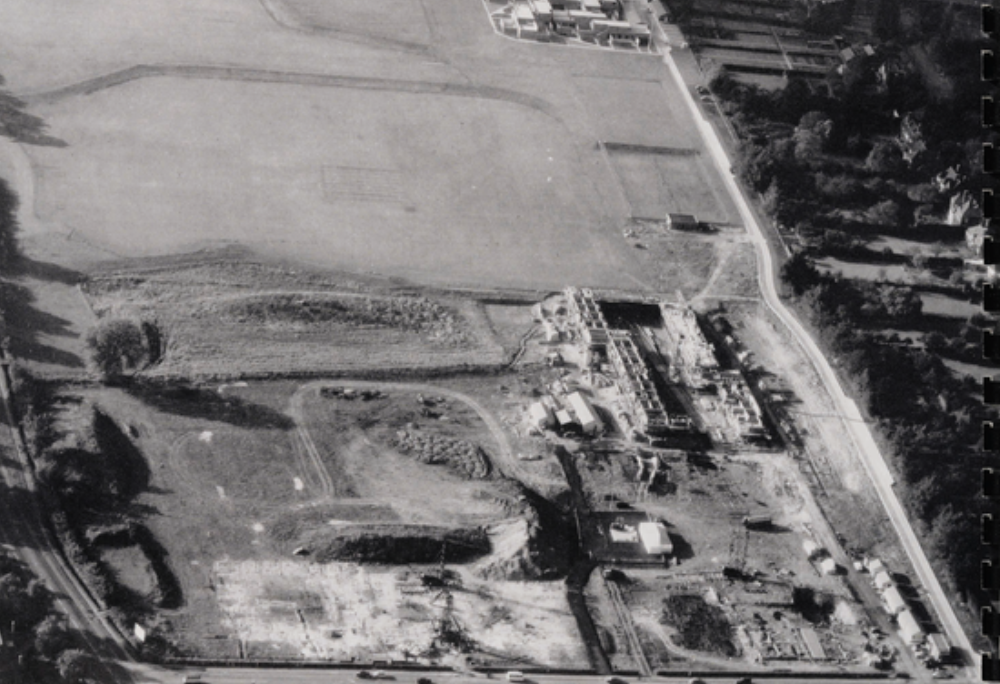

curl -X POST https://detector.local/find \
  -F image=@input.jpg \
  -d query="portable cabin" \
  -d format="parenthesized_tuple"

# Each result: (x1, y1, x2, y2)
(873, 570, 894, 591)
(927, 633, 951, 662)
(897, 610, 925, 644)
(882, 585, 907, 616)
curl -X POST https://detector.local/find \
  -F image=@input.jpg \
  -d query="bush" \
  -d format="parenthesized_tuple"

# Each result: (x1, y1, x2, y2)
(85, 319, 147, 380)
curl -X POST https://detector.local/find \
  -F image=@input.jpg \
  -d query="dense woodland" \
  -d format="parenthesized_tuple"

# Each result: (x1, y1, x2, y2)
(707, 0, 993, 627)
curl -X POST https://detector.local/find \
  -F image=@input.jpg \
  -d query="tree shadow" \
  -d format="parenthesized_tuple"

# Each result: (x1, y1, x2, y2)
(124, 380, 294, 430)
(0, 90, 67, 148)
(13, 257, 85, 285)
(0, 280, 85, 368)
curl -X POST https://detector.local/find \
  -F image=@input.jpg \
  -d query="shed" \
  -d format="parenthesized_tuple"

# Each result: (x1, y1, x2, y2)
(666, 213, 699, 230)
(819, 557, 838, 575)
(927, 633, 951, 661)
(528, 402, 554, 429)
(555, 409, 574, 428)
(800, 628, 826, 660)
(567, 391, 601, 435)
(873, 570, 893, 591)
(638, 521, 672, 555)
(882, 585, 907, 616)
(897, 609, 924, 644)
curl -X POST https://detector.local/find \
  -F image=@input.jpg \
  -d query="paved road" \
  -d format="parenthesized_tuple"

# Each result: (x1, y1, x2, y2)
(653, 32, 975, 678)
(125, 665, 935, 684)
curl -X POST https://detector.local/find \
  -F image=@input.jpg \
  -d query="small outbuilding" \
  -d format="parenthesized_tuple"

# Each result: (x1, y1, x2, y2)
(803, 539, 822, 558)
(528, 401, 554, 429)
(866, 558, 887, 575)
(927, 633, 952, 662)
(873, 570, 894, 591)
(819, 557, 838, 575)
(666, 213, 699, 230)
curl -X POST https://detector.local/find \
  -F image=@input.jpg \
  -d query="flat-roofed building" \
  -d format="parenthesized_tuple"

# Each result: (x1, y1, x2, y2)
(568, 9, 606, 27)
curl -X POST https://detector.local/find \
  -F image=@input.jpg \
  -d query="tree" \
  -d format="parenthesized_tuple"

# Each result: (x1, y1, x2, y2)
(0, 178, 19, 269)
(924, 330, 948, 354)
(56, 649, 97, 683)
(865, 140, 903, 174)
(34, 614, 74, 660)
(84, 319, 146, 380)
(866, 199, 901, 227)
(780, 252, 823, 296)
(879, 286, 922, 320)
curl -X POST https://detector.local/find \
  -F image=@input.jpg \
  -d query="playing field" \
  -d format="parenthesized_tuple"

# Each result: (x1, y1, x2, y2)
(27, 75, 637, 289)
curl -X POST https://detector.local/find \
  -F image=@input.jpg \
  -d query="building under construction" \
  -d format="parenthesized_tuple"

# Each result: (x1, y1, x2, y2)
(564, 287, 671, 438)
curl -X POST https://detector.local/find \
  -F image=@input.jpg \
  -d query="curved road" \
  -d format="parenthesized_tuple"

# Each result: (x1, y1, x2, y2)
(656, 38, 974, 672)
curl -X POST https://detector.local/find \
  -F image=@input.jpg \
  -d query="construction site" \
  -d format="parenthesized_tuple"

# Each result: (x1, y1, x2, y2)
(504, 286, 932, 676)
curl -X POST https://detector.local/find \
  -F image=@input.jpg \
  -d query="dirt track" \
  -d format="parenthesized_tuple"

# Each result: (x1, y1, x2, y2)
(22, 63, 560, 122)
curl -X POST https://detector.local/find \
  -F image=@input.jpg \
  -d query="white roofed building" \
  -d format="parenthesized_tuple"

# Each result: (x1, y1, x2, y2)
(638, 521, 672, 555)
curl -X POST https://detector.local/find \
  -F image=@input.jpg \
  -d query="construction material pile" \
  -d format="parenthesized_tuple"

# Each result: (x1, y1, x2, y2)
(393, 429, 491, 479)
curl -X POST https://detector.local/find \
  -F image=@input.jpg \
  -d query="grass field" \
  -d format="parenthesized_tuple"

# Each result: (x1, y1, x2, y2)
(27, 76, 638, 289)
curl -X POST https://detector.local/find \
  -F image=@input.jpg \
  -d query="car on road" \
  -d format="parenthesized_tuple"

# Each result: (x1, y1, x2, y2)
(371, 672, 395, 680)
(736, 678, 753, 684)
(506, 672, 526, 682)
(356, 672, 373, 680)
(606, 677, 629, 684)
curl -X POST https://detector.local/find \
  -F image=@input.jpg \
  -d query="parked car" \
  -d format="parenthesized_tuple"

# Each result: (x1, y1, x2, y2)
(356, 672, 373, 680)
(696, 85, 709, 95)
(506, 672, 526, 682)
(370, 672, 395, 680)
